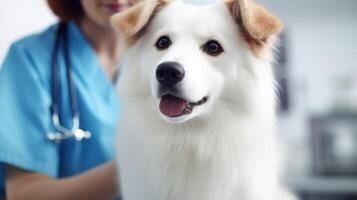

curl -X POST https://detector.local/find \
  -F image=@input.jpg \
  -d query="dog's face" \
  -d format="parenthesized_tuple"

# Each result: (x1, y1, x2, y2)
(112, 0, 282, 123)
(138, 2, 240, 123)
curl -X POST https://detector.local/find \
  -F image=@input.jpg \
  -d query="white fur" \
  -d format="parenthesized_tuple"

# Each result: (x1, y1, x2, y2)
(116, 1, 295, 200)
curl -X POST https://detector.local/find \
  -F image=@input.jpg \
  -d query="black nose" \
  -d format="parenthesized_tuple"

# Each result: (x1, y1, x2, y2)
(156, 62, 185, 87)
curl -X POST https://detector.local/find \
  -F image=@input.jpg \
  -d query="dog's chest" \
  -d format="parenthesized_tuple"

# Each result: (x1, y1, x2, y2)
(119, 126, 261, 200)
(143, 149, 242, 200)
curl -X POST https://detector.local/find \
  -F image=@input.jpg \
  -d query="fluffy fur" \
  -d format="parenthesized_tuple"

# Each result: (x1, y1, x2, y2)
(112, 0, 295, 199)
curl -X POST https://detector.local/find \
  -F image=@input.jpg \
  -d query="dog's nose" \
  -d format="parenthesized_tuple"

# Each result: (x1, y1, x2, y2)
(156, 62, 185, 87)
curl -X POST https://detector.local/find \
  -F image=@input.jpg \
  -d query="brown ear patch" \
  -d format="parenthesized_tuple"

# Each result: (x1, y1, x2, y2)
(111, 0, 170, 46)
(225, 0, 283, 57)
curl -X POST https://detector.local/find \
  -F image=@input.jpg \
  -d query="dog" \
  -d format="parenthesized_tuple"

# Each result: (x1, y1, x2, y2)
(111, 0, 295, 199)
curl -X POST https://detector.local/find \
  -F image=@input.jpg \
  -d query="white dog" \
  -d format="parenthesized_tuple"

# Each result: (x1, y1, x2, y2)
(111, 0, 295, 200)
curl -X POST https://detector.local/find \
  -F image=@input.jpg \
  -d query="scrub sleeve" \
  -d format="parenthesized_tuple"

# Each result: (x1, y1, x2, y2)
(0, 42, 59, 196)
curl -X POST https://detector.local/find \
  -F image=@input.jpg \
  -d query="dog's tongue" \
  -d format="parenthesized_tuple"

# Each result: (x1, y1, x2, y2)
(160, 95, 188, 117)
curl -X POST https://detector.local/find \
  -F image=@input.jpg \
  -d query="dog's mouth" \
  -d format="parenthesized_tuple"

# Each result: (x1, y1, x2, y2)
(159, 94, 208, 118)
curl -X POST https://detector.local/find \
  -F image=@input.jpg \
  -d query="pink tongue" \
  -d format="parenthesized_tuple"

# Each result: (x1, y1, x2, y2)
(159, 95, 188, 117)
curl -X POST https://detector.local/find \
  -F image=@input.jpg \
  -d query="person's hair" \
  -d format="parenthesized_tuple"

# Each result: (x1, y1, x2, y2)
(47, 0, 83, 21)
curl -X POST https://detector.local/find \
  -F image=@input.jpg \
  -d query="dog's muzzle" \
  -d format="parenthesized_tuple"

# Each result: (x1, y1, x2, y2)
(155, 62, 208, 118)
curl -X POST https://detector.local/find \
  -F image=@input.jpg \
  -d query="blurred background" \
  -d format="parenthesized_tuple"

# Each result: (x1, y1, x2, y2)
(1, 0, 357, 200)
(257, 0, 357, 200)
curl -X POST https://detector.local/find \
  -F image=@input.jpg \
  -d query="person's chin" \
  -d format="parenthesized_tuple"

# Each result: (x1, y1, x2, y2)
(97, 17, 114, 29)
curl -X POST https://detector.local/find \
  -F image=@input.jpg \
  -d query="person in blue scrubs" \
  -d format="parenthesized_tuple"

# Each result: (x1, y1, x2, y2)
(0, 0, 136, 199)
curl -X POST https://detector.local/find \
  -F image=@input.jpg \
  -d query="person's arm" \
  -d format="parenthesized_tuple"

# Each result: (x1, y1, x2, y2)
(5, 161, 119, 200)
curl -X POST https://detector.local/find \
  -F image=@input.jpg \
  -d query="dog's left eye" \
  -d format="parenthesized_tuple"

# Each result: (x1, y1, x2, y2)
(202, 40, 224, 56)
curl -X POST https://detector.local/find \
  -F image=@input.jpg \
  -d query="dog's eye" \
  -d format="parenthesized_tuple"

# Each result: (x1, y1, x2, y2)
(202, 40, 223, 56)
(155, 36, 171, 50)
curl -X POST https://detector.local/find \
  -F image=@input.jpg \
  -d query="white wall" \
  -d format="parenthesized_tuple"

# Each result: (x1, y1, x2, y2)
(0, 0, 56, 63)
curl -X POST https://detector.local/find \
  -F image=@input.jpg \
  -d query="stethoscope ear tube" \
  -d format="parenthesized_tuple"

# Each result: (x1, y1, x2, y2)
(51, 22, 64, 120)
(47, 22, 91, 142)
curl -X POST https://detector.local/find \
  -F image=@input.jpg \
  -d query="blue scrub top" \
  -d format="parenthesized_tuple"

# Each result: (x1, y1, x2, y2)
(0, 21, 120, 197)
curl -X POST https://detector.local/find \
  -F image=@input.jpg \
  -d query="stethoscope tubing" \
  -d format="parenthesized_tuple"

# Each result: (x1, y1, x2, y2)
(48, 22, 91, 142)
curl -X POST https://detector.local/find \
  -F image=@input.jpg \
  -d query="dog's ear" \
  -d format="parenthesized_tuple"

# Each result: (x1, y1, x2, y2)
(225, 0, 283, 54)
(111, 0, 169, 40)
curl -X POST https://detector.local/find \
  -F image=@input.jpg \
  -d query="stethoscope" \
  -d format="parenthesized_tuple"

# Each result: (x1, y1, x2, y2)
(47, 22, 91, 142)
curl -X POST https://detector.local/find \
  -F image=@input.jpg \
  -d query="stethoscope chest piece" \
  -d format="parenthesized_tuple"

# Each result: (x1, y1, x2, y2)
(73, 129, 92, 141)
(47, 129, 91, 142)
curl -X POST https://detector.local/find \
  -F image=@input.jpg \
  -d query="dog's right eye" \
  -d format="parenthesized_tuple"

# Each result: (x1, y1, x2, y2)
(155, 36, 172, 50)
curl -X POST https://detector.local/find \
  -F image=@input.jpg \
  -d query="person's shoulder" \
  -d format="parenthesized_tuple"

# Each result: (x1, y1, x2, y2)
(10, 23, 59, 55)
(2, 23, 60, 82)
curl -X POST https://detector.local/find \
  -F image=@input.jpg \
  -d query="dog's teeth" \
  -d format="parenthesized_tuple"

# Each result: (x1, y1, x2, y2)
(186, 104, 193, 111)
